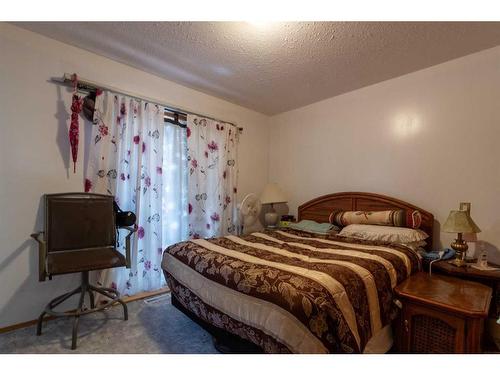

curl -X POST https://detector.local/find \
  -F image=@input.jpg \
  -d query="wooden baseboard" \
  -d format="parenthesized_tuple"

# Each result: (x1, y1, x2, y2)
(0, 287, 170, 334)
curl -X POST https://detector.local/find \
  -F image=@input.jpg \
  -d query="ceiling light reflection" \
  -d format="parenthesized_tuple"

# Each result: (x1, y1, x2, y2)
(247, 21, 272, 28)
(393, 113, 421, 138)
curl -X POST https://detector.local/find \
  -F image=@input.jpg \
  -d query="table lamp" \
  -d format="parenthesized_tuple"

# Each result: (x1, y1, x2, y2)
(442, 210, 481, 267)
(260, 183, 287, 228)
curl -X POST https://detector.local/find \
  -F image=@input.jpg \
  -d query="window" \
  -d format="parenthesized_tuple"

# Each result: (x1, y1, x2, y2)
(161, 111, 189, 250)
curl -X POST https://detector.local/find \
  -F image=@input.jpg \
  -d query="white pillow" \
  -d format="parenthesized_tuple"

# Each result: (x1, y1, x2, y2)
(338, 224, 428, 244)
(400, 240, 427, 251)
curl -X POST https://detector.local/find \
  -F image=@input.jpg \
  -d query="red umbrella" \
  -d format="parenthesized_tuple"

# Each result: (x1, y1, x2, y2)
(69, 74, 83, 173)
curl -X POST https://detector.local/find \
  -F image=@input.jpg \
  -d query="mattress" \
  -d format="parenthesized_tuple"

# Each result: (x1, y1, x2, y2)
(162, 228, 420, 353)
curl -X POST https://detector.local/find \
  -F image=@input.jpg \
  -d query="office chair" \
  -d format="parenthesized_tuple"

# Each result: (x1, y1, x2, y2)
(31, 192, 135, 349)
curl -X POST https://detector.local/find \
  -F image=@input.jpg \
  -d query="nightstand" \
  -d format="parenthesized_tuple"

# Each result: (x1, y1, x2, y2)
(425, 259, 500, 351)
(427, 260, 500, 318)
(394, 272, 492, 353)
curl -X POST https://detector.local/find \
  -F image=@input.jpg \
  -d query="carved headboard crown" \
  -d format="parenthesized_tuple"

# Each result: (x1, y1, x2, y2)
(298, 192, 434, 251)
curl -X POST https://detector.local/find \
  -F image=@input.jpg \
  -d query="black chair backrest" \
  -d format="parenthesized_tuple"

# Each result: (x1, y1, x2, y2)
(45, 193, 116, 253)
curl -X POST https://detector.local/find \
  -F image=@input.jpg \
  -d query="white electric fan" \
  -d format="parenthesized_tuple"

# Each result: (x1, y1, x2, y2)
(238, 193, 262, 235)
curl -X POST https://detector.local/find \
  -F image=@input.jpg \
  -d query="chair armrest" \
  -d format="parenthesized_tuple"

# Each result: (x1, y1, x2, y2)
(120, 226, 136, 269)
(31, 232, 47, 282)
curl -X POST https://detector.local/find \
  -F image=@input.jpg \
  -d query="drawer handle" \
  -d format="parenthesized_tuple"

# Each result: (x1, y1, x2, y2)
(404, 319, 409, 332)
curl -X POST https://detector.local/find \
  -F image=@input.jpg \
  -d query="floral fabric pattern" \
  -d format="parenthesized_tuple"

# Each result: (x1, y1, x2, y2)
(187, 115, 239, 239)
(167, 275, 291, 353)
(162, 228, 421, 353)
(85, 91, 177, 295)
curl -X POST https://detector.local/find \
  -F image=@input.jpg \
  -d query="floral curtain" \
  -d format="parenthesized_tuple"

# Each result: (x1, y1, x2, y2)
(85, 90, 187, 296)
(187, 115, 239, 238)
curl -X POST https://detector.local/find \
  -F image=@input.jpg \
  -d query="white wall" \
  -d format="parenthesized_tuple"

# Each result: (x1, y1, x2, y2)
(0, 23, 269, 328)
(2, 22, 500, 330)
(269, 46, 500, 263)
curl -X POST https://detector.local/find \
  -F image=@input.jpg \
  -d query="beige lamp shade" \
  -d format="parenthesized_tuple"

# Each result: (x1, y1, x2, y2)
(260, 183, 287, 205)
(442, 210, 481, 234)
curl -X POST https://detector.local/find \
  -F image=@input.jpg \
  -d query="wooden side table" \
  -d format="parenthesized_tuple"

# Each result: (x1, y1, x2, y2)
(426, 259, 500, 352)
(394, 272, 492, 353)
(427, 260, 500, 318)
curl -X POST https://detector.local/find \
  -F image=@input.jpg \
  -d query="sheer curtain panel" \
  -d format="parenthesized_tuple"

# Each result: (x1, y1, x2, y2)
(85, 91, 187, 296)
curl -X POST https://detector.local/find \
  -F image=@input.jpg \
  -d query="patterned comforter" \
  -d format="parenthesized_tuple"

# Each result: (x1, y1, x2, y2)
(161, 228, 420, 353)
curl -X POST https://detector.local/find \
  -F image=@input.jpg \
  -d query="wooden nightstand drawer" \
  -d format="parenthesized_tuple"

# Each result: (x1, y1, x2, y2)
(394, 272, 492, 353)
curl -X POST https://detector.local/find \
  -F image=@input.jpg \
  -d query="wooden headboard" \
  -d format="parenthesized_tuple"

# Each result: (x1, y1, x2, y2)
(298, 192, 434, 251)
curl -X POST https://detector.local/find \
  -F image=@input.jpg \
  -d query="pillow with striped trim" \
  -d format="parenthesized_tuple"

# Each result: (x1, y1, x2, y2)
(329, 209, 422, 229)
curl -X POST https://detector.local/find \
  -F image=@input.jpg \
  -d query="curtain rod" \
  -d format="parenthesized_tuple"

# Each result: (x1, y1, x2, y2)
(51, 73, 243, 132)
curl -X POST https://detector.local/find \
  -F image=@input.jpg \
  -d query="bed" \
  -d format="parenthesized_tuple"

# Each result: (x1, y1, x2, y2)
(161, 192, 434, 353)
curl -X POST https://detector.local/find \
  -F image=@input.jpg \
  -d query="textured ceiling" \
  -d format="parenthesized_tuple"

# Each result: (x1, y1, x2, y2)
(14, 22, 500, 115)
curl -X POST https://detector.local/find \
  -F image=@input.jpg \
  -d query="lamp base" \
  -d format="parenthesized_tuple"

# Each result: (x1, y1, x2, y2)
(264, 205, 279, 228)
(264, 212, 279, 228)
(450, 234, 468, 267)
(450, 257, 467, 267)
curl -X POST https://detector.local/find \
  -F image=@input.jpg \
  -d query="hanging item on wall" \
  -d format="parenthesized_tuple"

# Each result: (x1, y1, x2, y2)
(82, 92, 96, 122)
(69, 73, 83, 173)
